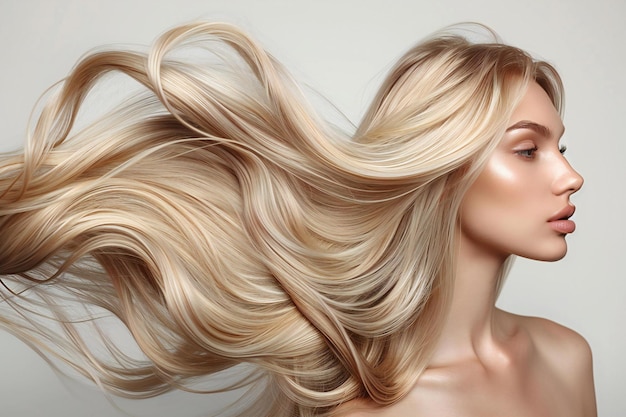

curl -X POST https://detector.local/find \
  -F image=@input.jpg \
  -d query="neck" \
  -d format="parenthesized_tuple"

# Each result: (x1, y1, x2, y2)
(430, 233, 511, 367)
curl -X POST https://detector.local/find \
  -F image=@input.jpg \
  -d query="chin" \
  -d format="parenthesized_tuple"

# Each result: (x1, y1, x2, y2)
(523, 243, 568, 262)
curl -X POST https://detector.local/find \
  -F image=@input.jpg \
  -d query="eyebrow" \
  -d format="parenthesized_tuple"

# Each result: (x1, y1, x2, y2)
(505, 120, 563, 138)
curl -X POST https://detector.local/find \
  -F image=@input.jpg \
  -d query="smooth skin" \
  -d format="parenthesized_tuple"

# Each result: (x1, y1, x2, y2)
(338, 82, 596, 417)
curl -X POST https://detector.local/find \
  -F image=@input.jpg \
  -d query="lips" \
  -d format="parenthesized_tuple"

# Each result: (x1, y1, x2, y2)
(548, 205, 576, 222)
(548, 205, 577, 234)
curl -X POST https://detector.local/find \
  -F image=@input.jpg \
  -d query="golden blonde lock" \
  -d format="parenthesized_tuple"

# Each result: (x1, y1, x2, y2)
(0, 22, 563, 416)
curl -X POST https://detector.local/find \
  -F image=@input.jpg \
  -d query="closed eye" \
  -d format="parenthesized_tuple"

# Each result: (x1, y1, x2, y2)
(559, 145, 567, 155)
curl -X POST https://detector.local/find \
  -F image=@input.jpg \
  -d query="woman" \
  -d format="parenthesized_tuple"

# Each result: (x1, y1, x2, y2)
(0, 22, 596, 416)
(340, 81, 595, 417)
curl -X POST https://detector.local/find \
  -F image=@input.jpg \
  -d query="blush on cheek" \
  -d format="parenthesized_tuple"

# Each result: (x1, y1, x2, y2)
(469, 156, 523, 208)
(488, 157, 518, 183)
(458, 153, 538, 259)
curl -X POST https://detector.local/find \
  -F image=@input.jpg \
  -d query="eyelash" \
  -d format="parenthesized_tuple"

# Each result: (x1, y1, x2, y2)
(516, 145, 568, 159)
(517, 147, 538, 158)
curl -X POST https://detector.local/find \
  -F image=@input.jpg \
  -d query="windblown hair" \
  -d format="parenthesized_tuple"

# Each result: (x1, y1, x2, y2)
(0, 22, 563, 416)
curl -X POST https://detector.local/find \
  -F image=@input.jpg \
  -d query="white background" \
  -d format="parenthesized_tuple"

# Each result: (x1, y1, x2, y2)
(1, 0, 624, 415)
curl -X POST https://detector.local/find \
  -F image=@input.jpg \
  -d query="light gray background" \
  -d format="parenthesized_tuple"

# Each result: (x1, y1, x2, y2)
(1, 0, 623, 415)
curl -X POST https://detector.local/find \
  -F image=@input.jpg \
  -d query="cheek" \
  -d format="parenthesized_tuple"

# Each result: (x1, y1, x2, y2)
(459, 157, 533, 250)
(462, 158, 525, 221)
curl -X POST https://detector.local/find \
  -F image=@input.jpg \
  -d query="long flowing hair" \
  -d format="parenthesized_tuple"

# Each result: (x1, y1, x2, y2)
(0, 22, 563, 416)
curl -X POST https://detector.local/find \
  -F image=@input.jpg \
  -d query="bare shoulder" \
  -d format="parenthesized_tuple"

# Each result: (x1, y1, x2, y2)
(511, 313, 597, 415)
(515, 314, 592, 367)
(332, 315, 597, 417)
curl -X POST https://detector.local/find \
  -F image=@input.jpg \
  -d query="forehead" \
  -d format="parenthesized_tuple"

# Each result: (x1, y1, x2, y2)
(508, 82, 564, 137)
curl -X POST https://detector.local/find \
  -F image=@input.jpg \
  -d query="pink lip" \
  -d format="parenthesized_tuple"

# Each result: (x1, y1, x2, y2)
(548, 205, 576, 222)
(548, 205, 576, 233)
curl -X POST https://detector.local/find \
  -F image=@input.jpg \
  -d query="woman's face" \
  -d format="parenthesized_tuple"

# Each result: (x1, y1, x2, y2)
(459, 82, 584, 262)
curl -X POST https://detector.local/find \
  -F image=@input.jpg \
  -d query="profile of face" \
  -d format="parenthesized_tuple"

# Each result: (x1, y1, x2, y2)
(459, 81, 584, 262)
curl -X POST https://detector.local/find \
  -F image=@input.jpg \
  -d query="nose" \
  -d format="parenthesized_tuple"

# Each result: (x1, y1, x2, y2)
(553, 156, 584, 195)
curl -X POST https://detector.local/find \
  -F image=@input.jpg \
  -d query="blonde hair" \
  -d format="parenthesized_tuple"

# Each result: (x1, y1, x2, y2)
(0, 22, 563, 416)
